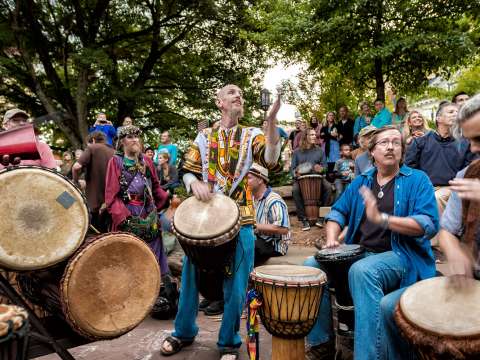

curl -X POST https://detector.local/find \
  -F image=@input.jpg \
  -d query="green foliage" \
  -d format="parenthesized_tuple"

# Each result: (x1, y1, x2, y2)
(454, 61, 480, 96)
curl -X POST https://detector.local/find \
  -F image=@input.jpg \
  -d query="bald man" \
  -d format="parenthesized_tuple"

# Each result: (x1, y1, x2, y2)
(161, 84, 282, 359)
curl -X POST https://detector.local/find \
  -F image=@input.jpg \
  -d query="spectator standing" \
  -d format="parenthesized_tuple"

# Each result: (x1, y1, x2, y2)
(353, 101, 372, 140)
(334, 143, 355, 200)
(72, 131, 115, 233)
(392, 97, 409, 129)
(452, 91, 470, 108)
(293, 120, 307, 149)
(288, 119, 303, 150)
(320, 112, 340, 172)
(247, 163, 290, 266)
(60, 151, 74, 179)
(144, 146, 156, 163)
(88, 112, 116, 147)
(402, 110, 430, 145)
(310, 115, 323, 146)
(336, 105, 354, 145)
(0, 109, 56, 169)
(371, 99, 392, 128)
(155, 131, 178, 165)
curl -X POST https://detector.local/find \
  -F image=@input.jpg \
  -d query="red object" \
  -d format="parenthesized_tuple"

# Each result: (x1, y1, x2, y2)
(0, 124, 40, 160)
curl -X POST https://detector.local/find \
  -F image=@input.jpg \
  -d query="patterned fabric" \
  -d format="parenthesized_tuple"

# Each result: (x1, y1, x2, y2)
(254, 187, 290, 255)
(245, 289, 262, 360)
(183, 125, 280, 225)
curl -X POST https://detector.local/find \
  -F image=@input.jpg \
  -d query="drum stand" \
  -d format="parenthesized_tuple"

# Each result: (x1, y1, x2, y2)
(0, 273, 75, 360)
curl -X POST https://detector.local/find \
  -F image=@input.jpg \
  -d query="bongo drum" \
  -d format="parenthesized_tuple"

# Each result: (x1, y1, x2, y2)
(297, 174, 323, 222)
(0, 304, 29, 360)
(0, 166, 88, 270)
(250, 265, 327, 360)
(18, 232, 160, 340)
(395, 277, 480, 359)
(315, 244, 365, 336)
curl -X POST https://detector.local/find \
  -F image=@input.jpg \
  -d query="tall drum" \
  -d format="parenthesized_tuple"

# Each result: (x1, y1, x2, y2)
(18, 233, 160, 340)
(315, 244, 365, 336)
(395, 277, 480, 359)
(250, 265, 327, 360)
(172, 194, 240, 300)
(297, 174, 323, 223)
(0, 166, 88, 270)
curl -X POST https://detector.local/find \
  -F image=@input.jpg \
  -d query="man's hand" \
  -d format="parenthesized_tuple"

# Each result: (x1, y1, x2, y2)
(449, 178, 480, 202)
(324, 237, 340, 248)
(190, 180, 213, 202)
(313, 164, 323, 173)
(412, 130, 425, 138)
(359, 186, 382, 224)
(446, 245, 474, 278)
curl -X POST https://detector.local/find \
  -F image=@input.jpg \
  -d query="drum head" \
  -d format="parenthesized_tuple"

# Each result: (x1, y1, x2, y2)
(315, 244, 364, 262)
(173, 193, 239, 239)
(0, 167, 88, 270)
(400, 277, 480, 337)
(252, 265, 327, 285)
(61, 233, 160, 339)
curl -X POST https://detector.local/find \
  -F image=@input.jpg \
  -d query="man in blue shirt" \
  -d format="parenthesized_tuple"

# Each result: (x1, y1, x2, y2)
(88, 112, 117, 147)
(371, 99, 392, 128)
(304, 125, 438, 360)
(155, 131, 178, 165)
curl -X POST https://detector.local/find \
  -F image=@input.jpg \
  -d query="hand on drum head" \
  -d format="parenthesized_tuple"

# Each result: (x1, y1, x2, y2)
(1, 154, 21, 167)
(191, 180, 213, 202)
(324, 237, 340, 248)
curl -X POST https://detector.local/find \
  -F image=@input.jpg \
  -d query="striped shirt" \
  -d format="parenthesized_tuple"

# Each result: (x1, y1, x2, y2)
(254, 187, 291, 255)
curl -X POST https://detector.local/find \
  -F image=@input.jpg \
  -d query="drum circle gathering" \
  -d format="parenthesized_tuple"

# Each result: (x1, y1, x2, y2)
(0, 87, 480, 360)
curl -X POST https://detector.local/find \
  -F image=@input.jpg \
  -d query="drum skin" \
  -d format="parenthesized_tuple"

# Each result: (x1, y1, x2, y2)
(60, 233, 160, 339)
(395, 277, 480, 359)
(297, 175, 323, 221)
(251, 265, 326, 339)
(0, 166, 88, 270)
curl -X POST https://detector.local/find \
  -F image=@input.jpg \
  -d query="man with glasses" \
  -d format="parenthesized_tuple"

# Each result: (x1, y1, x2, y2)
(1, 108, 56, 169)
(304, 125, 438, 360)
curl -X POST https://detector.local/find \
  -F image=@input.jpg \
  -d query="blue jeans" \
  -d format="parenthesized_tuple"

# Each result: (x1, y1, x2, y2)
(303, 256, 334, 346)
(172, 225, 254, 350)
(305, 251, 416, 359)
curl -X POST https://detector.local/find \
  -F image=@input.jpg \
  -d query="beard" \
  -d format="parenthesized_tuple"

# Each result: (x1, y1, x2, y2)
(228, 105, 244, 121)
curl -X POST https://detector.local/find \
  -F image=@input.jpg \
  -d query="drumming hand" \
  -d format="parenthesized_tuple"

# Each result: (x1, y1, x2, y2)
(324, 237, 340, 248)
(359, 186, 382, 224)
(313, 164, 323, 173)
(446, 245, 474, 278)
(449, 178, 480, 202)
(190, 180, 213, 202)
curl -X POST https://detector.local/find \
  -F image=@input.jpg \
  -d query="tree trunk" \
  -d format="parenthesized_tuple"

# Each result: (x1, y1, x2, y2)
(374, 57, 385, 101)
(75, 66, 91, 145)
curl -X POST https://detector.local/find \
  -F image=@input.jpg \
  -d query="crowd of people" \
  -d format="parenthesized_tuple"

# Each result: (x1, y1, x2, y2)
(1, 86, 480, 360)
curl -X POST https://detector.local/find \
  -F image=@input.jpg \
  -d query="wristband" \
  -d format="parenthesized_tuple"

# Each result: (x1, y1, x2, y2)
(380, 212, 390, 229)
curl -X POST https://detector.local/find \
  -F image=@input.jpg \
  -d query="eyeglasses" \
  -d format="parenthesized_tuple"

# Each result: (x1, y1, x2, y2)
(374, 139, 402, 148)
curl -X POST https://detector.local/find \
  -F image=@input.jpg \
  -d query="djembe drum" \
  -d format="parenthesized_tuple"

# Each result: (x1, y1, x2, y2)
(0, 305, 29, 360)
(250, 265, 327, 360)
(18, 233, 160, 340)
(315, 244, 365, 336)
(0, 166, 89, 270)
(297, 174, 323, 223)
(395, 276, 480, 359)
(172, 194, 240, 300)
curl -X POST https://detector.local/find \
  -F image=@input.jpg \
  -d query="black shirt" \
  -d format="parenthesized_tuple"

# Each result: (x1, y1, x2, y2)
(337, 119, 355, 145)
(356, 176, 395, 252)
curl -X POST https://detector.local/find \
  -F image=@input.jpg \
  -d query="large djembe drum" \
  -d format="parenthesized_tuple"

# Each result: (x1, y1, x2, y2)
(17, 233, 160, 339)
(250, 265, 327, 360)
(315, 244, 365, 336)
(0, 166, 89, 270)
(395, 276, 480, 359)
(172, 194, 240, 301)
(297, 174, 323, 223)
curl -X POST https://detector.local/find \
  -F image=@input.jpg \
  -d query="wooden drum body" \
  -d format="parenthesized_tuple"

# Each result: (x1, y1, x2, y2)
(395, 277, 480, 359)
(297, 174, 323, 222)
(0, 166, 88, 270)
(18, 233, 160, 340)
(251, 265, 327, 360)
(172, 194, 240, 300)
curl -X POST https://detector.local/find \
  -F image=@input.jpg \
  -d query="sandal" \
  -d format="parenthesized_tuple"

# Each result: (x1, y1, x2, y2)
(160, 336, 193, 356)
(219, 348, 239, 360)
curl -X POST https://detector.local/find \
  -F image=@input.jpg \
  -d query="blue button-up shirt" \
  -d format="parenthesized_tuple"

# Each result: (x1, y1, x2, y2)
(325, 164, 439, 287)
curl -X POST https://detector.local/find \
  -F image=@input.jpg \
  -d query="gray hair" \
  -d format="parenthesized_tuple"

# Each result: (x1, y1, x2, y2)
(458, 93, 480, 124)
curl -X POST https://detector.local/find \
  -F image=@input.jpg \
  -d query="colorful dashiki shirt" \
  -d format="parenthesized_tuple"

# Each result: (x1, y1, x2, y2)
(183, 125, 280, 225)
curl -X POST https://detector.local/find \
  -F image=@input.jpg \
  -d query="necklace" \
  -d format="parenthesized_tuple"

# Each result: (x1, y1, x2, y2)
(377, 172, 398, 199)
